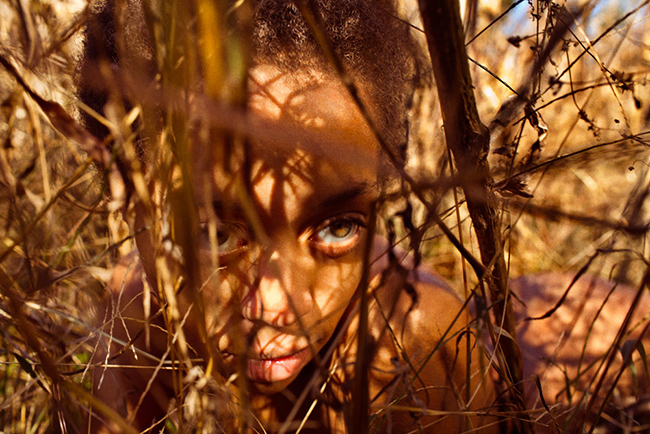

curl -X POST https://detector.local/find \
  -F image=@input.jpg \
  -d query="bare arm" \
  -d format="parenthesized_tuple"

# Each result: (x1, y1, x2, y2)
(366, 269, 498, 433)
(91, 253, 172, 433)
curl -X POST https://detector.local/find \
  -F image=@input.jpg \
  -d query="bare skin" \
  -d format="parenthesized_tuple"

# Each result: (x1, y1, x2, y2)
(91, 64, 650, 434)
(91, 66, 497, 433)
(512, 273, 650, 432)
(95, 243, 496, 433)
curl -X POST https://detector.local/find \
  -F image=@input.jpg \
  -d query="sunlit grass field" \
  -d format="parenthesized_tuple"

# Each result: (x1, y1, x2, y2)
(0, 0, 649, 432)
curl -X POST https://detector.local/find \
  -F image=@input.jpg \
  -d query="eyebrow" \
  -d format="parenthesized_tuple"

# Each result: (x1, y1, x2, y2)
(211, 200, 245, 219)
(317, 182, 374, 210)
(210, 182, 374, 226)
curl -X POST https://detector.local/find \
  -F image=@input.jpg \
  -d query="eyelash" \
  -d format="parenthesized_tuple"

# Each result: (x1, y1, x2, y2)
(309, 214, 367, 258)
(200, 214, 366, 260)
(200, 222, 248, 261)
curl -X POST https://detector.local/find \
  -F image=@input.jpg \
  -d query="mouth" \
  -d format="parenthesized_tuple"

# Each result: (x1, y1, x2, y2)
(245, 347, 312, 384)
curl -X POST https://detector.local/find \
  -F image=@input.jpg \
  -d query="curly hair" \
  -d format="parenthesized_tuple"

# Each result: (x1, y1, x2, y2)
(79, 0, 418, 158)
(251, 0, 417, 159)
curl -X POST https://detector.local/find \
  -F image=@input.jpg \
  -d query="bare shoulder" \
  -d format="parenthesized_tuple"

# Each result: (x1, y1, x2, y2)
(107, 251, 145, 300)
(368, 237, 467, 351)
(370, 255, 468, 358)
(92, 251, 170, 433)
(512, 272, 650, 415)
(392, 274, 482, 392)
(368, 264, 497, 433)
(404, 276, 466, 346)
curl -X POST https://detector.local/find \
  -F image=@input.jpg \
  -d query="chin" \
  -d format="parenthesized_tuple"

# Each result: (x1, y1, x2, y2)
(249, 375, 298, 395)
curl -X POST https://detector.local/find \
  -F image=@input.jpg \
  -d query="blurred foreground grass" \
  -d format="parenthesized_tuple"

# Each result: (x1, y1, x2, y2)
(0, 0, 649, 432)
(417, 1, 650, 292)
(0, 1, 111, 432)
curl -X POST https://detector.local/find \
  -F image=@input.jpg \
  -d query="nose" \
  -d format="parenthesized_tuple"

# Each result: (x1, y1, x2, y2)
(240, 248, 313, 327)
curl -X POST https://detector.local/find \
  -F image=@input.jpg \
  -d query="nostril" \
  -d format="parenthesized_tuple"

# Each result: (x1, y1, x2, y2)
(240, 285, 298, 327)
(240, 288, 259, 321)
(268, 308, 297, 328)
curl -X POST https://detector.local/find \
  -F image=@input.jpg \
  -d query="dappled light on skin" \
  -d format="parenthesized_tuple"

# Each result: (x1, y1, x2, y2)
(192, 66, 379, 394)
(512, 273, 650, 432)
(5, 0, 650, 431)
(77, 0, 501, 428)
(89, 55, 497, 432)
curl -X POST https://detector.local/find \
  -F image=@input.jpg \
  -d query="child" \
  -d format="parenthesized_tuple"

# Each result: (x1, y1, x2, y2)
(81, 0, 497, 432)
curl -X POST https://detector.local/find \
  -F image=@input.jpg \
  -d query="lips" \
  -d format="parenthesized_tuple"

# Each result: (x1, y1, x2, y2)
(245, 347, 312, 383)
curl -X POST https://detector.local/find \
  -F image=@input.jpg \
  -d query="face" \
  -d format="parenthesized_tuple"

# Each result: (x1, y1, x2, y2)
(140, 65, 381, 394)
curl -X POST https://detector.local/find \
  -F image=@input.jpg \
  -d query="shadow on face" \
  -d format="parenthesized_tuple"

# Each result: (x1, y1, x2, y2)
(136, 64, 385, 392)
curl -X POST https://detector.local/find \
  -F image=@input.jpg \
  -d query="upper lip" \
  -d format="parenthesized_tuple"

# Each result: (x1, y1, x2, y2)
(247, 334, 310, 359)
(217, 328, 313, 360)
(221, 347, 309, 361)
(252, 347, 308, 361)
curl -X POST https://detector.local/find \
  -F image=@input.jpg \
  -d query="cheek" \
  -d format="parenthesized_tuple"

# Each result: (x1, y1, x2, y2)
(198, 251, 255, 294)
(197, 259, 251, 331)
(311, 253, 364, 318)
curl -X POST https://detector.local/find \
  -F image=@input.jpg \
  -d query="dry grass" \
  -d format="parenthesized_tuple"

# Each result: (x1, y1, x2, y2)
(0, 1, 111, 432)
(0, 0, 648, 432)
(415, 1, 650, 288)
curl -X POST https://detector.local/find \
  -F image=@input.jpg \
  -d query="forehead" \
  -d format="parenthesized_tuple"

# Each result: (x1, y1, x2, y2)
(247, 65, 379, 165)
(200, 65, 381, 219)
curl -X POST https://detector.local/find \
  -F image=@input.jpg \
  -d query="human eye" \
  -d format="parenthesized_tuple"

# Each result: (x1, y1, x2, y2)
(200, 221, 248, 261)
(309, 213, 366, 258)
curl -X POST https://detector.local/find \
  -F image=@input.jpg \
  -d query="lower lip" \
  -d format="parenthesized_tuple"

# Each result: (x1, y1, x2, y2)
(247, 348, 311, 384)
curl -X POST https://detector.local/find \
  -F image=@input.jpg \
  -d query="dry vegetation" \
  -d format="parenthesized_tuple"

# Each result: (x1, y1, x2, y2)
(417, 1, 650, 288)
(0, 0, 649, 433)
